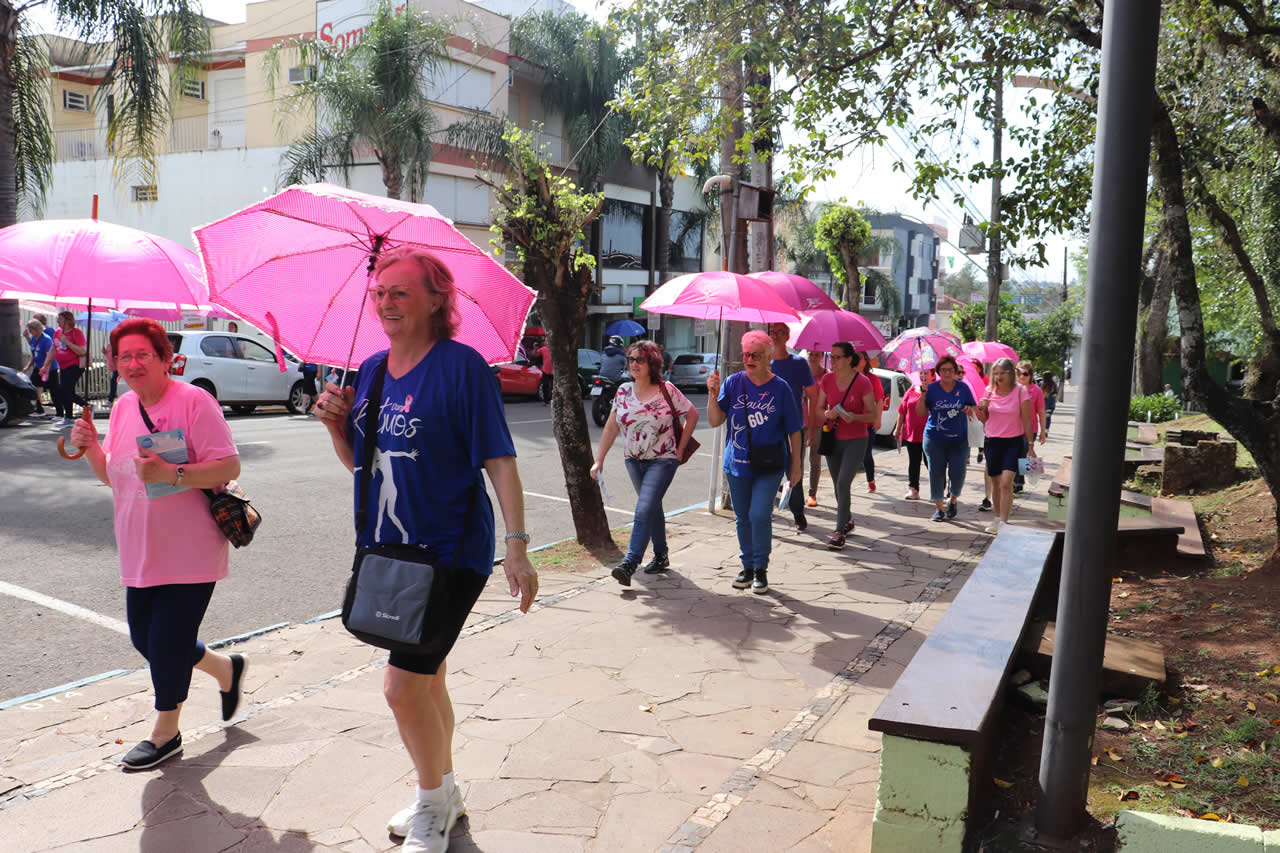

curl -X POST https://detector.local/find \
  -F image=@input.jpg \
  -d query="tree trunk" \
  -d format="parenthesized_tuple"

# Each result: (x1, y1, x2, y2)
(0, 5, 18, 228)
(1151, 99, 1280, 566)
(840, 247, 862, 311)
(533, 260, 617, 553)
(657, 163, 674, 285)
(1135, 224, 1172, 395)
(376, 150, 402, 200)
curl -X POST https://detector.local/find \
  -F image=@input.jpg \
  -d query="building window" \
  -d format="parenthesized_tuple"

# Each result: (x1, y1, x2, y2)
(62, 89, 90, 112)
(667, 210, 705, 273)
(424, 60, 494, 112)
(182, 79, 205, 100)
(287, 66, 317, 85)
(599, 199, 651, 270)
(132, 185, 159, 202)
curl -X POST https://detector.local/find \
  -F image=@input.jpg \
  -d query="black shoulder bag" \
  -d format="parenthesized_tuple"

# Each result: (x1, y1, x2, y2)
(739, 374, 785, 474)
(340, 357, 474, 655)
(818, 375, 857, 457)
(137, 400, 262, 548)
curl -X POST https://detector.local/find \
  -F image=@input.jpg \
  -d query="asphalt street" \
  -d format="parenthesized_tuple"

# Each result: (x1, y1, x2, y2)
(0, 392, 894, 703)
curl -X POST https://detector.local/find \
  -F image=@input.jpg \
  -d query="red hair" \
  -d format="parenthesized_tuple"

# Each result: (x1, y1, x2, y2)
(110, 318, 173, 362)
(373, 246, 459, 340)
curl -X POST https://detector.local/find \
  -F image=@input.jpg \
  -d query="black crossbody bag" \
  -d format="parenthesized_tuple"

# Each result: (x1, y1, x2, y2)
(340, 357, 475, 655)
(137, 400, 262, 548)
(737, 374, 785, 474)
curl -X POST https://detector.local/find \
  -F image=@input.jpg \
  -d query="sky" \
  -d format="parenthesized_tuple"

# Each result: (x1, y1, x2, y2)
(28, 0, 1082, 288)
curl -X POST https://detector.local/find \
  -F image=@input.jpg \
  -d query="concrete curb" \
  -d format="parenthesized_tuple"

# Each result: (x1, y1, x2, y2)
(1116, 810, 1280, 852)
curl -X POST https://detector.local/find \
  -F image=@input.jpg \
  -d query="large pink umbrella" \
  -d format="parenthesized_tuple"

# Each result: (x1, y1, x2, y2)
(640, 271, 801, 325)
(962, 340, 1019, 363)
(957, 356, 988, 402)
(748, 271, 839, 313)
(195, 183, 535, 369)
(785, 309, 886, 354)
(879, 327, 964, 373)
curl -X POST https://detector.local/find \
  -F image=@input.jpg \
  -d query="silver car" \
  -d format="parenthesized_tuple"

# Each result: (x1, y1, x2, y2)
(669, 352, 721, 391)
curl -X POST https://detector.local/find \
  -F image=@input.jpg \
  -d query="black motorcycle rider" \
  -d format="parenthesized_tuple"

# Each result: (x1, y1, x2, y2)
(599, 336, 627, 381)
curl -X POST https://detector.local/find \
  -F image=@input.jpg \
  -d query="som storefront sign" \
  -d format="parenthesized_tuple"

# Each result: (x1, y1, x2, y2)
(316, 0, 407, 53)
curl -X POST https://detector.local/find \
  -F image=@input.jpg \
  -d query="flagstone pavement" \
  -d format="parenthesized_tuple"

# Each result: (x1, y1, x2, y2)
(0, 399, 1077, 852)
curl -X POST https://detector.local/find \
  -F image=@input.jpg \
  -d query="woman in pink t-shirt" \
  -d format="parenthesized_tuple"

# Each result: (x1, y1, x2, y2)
(805, 350, 829, 507)
(67, 318, 246, 770)
(976, 358, 1036, 534)
(894, 368, 934, 500)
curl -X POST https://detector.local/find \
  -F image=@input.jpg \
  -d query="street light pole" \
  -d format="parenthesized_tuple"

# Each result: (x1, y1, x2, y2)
(1036, 2, 1162, 838)
(985, 60, 1004, 342)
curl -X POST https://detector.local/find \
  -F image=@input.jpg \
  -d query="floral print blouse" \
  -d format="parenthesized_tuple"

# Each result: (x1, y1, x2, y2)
(614, 381, 695, 460)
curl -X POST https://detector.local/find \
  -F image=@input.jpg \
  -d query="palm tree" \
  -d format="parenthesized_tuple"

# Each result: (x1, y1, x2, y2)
(0, 0, 208, 226)
(510, 11, 628, 192)
(263, 3, 454, 201)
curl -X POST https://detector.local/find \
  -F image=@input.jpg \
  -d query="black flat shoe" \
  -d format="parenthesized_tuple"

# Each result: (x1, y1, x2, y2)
(121, 732, 182, 770)
(221, 654, 247, 721)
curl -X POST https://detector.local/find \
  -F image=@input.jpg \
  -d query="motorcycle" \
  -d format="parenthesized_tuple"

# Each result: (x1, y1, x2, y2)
(589, 371, 628, 426)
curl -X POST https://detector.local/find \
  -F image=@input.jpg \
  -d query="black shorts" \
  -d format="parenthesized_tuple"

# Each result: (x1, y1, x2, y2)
(387, 569, 489, 675)
(985, 435, 1025, 476)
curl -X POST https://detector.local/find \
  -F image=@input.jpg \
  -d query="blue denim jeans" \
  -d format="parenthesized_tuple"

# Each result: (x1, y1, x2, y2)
(922, 435, 969, 504)
(725, 470, 785, 570)
(623, 457, 680, 563)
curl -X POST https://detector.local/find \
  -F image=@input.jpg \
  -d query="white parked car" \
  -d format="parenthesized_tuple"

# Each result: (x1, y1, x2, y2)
(118, 331, 308, 414)
(670, 352, 720, 391)
(870, 367, 911, 440)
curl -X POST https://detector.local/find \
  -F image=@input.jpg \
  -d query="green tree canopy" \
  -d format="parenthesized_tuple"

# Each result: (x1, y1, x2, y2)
(814, 204, 872, 310)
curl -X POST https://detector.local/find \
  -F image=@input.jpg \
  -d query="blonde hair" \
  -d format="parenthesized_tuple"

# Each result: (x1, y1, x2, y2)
(741, 329, 771, 356)
(372, 246, 459, 340)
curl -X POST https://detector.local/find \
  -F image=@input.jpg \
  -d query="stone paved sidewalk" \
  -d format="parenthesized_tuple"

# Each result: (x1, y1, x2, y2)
(0, 401, 1076, 852)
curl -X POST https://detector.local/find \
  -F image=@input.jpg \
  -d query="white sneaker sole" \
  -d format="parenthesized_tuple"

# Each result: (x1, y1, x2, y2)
(388, 791, 466, 837)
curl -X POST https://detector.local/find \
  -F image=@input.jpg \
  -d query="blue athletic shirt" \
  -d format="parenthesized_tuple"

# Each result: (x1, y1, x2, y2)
(29, 333, 52, 370)
(346, 339, 516, 574)
(770, 354, 814, 421)
(717, 372, 803, 478)
(923, 380, 977, 442)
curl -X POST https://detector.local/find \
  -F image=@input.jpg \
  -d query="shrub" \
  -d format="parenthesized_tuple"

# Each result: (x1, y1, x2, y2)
(1129, 393, 1181, 423)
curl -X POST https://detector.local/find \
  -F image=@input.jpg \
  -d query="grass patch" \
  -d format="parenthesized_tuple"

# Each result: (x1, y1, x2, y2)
(527, 526, 630, 573)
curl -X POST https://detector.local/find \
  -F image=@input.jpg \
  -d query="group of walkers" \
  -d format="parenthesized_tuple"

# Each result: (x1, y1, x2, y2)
(21, 311, 89, 423)
(591, 329, 1061, 597)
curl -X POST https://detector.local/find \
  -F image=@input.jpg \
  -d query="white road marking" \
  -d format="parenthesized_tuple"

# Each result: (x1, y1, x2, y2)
(524, 490, 632, 516)
(508, 418, 555, 425)
(0, 581, 129, 636)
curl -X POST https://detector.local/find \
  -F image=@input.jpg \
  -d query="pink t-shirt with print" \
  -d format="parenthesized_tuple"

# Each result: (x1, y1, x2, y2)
(613, 381, 694, 460)
(104, 380, 239, 587)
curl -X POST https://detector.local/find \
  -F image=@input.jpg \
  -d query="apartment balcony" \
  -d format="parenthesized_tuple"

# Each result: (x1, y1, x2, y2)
(54, 128, 105, 161)
(54, 114, 246, 162)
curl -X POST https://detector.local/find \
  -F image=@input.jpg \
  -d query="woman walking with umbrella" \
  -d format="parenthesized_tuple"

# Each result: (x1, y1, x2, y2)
(313, 247, 538, 853)
(706, 330, 803, 594)
(815, 342, 878, 548)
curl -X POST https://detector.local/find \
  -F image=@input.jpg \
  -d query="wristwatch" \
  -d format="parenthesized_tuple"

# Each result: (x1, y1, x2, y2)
(504, 531, 530, 546)
(174, 465, 186, 486)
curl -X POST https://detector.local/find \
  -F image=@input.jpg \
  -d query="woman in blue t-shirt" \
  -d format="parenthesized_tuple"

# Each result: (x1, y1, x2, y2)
(913, 354, 978, 521)
(707, 330, 803, 595)
(314, 246, 538, 851)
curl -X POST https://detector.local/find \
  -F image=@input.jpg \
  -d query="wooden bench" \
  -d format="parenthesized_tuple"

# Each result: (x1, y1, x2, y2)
(1151, 496, 1206, 560)
(868, 525, 1058, 852)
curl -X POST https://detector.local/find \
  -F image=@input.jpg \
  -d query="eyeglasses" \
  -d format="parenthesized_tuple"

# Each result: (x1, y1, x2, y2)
(742, 351, 767, 361)
(831, 353, 849, 360)
(937, 366, 956, 373)
(1018, 371, 1032, 376)
(626, 356, 645, 364)
(117, 352, 159, 365)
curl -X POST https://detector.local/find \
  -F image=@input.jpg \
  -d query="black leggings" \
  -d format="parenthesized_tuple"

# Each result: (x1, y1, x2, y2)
(54, 365, 87, 416)
(862, 433, 876, 482)
(126, 582, 215, 711)
(904, 441, 927, 491)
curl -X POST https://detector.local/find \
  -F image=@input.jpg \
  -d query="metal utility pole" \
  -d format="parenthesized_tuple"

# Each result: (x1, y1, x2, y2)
(1036, 2, 1161, 839)
(1061, 244, 1069, 400)
(985, 60, 1004, 342)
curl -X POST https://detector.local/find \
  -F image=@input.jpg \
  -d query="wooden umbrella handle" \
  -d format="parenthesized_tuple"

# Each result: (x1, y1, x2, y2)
(57, 406, 92, 460)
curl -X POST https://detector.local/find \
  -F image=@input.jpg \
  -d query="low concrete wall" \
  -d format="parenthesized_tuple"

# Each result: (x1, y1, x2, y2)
(1116, 810, 1280, 852)
(870, 735, 970, 852)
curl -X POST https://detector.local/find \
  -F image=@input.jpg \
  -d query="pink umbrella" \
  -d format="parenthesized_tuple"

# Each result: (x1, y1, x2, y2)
(640, 271, 800, 324)
(962, 340, 1019, 363)
(785, 309, 886, 354)
(748, 271, 840, 313)
(879, 327, 964, 373)
(0, 219, 207, 305)
(957, 356, 988, 402)
(195, 183, 536, 369)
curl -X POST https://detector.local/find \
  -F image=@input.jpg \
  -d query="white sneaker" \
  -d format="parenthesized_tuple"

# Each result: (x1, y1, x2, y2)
(388, 785, 465, 837)
(400, 797, 460, 853)
(984, 521, 1001, 535)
